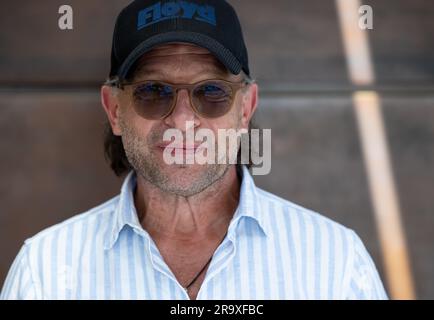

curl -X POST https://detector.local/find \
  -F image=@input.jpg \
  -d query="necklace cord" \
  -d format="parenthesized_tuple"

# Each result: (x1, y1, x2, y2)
(185, 232, 228, 290)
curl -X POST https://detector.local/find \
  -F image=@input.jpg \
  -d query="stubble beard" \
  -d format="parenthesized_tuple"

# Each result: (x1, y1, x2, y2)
(119, 119, 234, 198)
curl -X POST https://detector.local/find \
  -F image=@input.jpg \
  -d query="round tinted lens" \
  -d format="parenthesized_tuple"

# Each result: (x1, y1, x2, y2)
(193, 81, 233, 118)
(132, 82, 174, 119)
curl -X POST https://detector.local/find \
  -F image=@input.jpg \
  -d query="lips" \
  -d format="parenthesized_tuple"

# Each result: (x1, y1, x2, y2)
(156, 143, 202, 150)
(155, 143, 205, 156)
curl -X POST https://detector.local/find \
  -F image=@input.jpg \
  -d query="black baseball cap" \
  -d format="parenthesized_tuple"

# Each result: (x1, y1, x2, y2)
(109, 0, 250, 81)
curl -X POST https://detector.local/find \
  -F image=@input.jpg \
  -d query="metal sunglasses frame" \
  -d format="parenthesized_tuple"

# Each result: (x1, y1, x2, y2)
(107, 78, 250, 119)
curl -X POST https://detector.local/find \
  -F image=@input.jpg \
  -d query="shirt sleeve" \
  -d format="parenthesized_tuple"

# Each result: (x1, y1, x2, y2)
(344, 230, 389, 300)
(0, 244, 39, 300)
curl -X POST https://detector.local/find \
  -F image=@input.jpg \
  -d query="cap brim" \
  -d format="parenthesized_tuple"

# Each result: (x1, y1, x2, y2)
(118, 31, 243, 80)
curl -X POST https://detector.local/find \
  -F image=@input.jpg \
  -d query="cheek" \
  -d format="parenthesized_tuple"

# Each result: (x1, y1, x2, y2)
(228, 103, 245, 125)
(133, 120, 155, 141)
(200, 114, 243, 146)
(119, 110, 154, 142)
(203, 114, 240, 133)
(227, 101, 244, 127)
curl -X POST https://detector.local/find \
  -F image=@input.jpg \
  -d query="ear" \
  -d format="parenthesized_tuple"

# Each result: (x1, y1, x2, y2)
(101, 85, 122, 136)
(240, 83, 259, 129)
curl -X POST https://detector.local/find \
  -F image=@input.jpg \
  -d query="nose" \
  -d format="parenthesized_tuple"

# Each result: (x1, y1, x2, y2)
(163, 88, 200, 130)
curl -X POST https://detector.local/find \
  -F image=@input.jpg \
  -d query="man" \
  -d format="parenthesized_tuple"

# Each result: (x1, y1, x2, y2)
(1, 0, 387, 300)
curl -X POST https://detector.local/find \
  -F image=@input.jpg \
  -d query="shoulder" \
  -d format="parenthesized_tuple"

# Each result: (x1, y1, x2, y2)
(254, 187, 360, 275)
(255, 187, 354, 240)
(23, 195, 119, 251)
(254, 188, 389, 298)
(1, 196, 120, 299)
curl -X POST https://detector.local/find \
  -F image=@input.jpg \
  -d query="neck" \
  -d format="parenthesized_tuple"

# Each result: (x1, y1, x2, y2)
(134, 165, 241, 241)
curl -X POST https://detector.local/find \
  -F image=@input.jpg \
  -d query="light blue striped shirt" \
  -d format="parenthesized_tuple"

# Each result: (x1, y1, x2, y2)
(1, 166, 387, 300)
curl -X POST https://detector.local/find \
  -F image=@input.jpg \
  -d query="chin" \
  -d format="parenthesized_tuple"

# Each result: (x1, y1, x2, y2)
(163, 162, 210, 181)
(155, 162, 227, 197)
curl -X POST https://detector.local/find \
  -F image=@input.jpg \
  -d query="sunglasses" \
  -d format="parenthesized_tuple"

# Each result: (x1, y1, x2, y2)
(113, 79, 248, 120)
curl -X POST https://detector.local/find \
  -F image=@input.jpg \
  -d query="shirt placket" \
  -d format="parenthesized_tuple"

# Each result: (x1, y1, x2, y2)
(146, 234, 190, 299)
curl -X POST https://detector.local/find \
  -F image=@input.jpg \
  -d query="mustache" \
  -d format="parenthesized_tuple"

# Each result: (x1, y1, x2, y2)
(147, 126, 181, 145)
(147, 125, 202, 145)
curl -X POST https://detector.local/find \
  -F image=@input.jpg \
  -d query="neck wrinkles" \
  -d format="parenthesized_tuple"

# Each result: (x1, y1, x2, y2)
(134, 166, 240, 240)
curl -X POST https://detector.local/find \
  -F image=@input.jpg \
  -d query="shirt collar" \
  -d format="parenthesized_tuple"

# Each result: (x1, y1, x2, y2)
(104, 166, 269, 250)
(104, 171, 142, 250)
(228, 165, 270, 238)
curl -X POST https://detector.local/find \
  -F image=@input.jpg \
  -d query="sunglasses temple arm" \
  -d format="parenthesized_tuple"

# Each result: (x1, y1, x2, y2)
(104, 77, 125, 90)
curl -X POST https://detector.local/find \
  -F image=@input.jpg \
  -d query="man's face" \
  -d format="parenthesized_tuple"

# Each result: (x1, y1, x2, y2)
(104, 43, 257, 197)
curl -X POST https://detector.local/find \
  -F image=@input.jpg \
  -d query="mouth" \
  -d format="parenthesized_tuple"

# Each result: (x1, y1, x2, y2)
(155, 143, 204, 154)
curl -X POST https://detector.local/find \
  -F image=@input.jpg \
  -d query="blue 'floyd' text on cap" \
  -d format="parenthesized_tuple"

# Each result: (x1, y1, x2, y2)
(138, 1, 217, 30)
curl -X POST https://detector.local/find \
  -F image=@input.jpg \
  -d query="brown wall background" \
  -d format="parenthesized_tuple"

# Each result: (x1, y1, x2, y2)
(1, 0, 433, 299)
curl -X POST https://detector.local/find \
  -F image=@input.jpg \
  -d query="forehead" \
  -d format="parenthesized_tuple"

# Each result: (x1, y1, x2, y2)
(132, 42, 230, 77)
